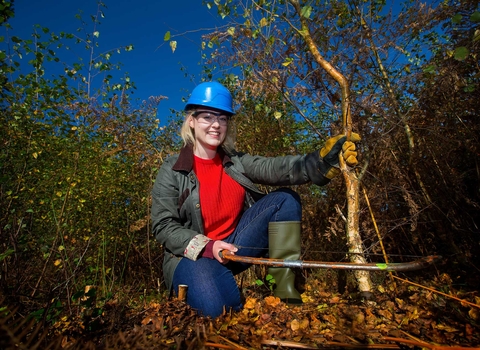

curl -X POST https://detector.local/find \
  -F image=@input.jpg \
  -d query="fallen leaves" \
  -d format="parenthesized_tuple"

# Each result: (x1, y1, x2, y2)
(265, 295, 281, 307)
(469, 307, 479, 320)
(7, 273, 478, 349)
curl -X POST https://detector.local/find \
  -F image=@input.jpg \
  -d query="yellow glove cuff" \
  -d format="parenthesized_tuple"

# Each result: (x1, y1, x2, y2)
(325, 167, 341, 179)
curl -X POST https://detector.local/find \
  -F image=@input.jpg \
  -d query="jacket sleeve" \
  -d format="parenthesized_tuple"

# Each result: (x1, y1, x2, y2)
(238, 150, 331, 187)
(304, 151, 333, 186)
(151, 158, 210, 260)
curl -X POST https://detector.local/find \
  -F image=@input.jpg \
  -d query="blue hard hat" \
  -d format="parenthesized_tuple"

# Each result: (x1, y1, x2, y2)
(185, 81, 234, 114)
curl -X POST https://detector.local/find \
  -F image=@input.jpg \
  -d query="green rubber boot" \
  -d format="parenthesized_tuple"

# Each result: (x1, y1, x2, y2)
(268, 221, 303, 304)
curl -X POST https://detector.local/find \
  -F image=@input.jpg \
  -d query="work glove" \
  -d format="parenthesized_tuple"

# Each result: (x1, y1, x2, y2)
(320, 133, 361, 179)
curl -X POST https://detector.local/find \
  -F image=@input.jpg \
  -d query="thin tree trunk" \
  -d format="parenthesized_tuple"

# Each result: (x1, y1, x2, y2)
(289, 0, 372, 292)
(344, 169, 372, 293)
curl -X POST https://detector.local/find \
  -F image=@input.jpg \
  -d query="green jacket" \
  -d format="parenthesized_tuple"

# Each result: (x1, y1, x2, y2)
(151, 144, 331, 291)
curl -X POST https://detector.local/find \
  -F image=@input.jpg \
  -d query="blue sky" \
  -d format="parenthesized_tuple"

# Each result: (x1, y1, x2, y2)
(6, 0, 227, 122)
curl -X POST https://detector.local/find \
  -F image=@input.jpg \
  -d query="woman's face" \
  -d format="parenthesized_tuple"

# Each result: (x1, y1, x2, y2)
(189, 109, 229, 158)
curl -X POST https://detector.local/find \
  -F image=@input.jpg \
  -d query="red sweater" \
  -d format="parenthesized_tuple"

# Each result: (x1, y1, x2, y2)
(193, 154, 245, 241)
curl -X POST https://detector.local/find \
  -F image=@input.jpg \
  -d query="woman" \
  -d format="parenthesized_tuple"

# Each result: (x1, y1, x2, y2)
(151, 81, 360, 318)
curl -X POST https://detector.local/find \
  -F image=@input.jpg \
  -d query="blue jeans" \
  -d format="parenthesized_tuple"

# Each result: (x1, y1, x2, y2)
(172, 188, 302, 318)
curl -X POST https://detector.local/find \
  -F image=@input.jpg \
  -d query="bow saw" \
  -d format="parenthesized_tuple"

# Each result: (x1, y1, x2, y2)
(219, 250, 441, 272)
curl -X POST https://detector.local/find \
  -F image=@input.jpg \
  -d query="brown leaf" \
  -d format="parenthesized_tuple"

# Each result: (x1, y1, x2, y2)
(435, 323, 460, 332)
(244, 297, 257, 310)
(364, 307, 376, 325)
(329, 296, 341, 304)
(353, 311, 365, 326)
(465, 323, 474, 340)
(299, 318, 310, 330)
(468, 307, 479, 320)
(409, 293, 419, 302)
(318, 291, 332, 298)
(385, 300, 395, 310)
(377, 308, 393, 320)
(265, 296, 281, 307)
(322, 314, 337, 325)
(439, 273, 452, 285)
(310, 315, 323, 330)
(141, 316, 152, 325)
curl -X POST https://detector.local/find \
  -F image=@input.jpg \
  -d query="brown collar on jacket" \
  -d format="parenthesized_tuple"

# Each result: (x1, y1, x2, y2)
(172, 144, 233, 172)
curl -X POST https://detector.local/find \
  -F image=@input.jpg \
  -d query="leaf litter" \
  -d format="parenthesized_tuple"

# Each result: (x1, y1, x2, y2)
(49, 274, 480, 349)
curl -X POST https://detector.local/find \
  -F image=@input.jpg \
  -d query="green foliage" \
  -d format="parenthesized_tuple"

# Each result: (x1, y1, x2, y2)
(71, 286, 114, 331)
(0, 2, 179, 319)
(300, 5, 312, 19)
(454, 46, 469, 60)
(449, 7, 480, 61)
(199, 0, 480, 281)
(0, 0, 14, 25)
(28, 299, 63, 325)
(255, 274, 276, 292)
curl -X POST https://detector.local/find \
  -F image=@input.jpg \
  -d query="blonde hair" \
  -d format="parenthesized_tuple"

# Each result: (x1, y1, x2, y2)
(180, 110, 236, 152)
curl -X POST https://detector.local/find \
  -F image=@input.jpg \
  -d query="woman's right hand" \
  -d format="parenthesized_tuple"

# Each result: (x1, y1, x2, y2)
(213, 241, 238, 264)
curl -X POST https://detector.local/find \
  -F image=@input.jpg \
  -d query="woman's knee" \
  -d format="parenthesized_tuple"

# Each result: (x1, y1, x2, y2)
(274, 188, 302, 215)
